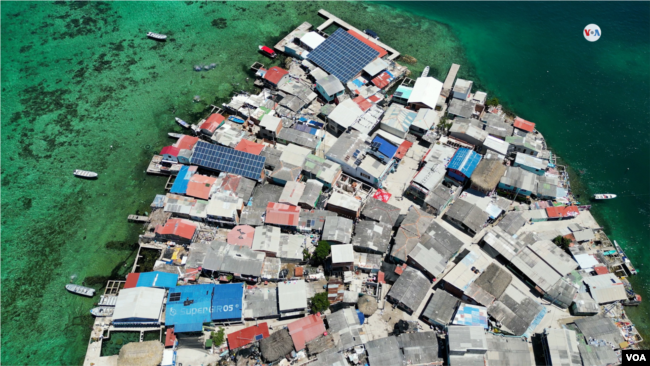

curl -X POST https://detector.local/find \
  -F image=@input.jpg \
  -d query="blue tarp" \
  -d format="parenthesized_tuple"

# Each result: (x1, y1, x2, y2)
(356, 310, 365, 325)
(170, 165, 195, 194)
(372, 135, 398, 160)
(452, 303, 488, 329)
(137, 271, 179, 289)
(447, 148, 481, 179)
(165, 284, 244, 332)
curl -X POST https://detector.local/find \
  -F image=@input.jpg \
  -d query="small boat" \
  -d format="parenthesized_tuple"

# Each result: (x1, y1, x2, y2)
(258, 45, 277, 59)
(91, 306, 115, 317)
(175, 117, 190, 129)
(66, 284, 96, 297)
(147, 32, 167, 41)
(364, 29, 379, 40)
(421, 66, 430, 78)
(228, 116, 245, 124)
(74, 170, 98, 179)
(593, 194, 616, 200)
(168, 132, 183, 139)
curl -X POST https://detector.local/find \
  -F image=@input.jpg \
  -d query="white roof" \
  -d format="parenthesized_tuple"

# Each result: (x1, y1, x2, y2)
(411, 108, 439, 130)
(515, 153, 546, 171)
(359, 156, 388, 179)
(278, 280, 308, 311)
(511, 247, 562, 292)
(301, 31, 326, 50)
(279, 181, 306, 206)
(363, 58, 389, 77)
(252, 225, 281, 254)
(280, 143, 311, 167)
(206, 195, 241, 219)
(573, 253, 600, 270)
(113, 287, 165, 321)
(328, 191, 361, 212)
(318, 74, 345, 96)
(310, 67, 329, 81)
(583, 274, 628, 304)
(472, 91, 487, 105)
(408, 77, 444, 109)
(442, 248, 491, 292)
(332, 244, 355, 264)
(483, 135, 511, 156)
(260, 114, 282, 131)
(376, 129, 405, 146)
(453, 79, 473, 94)
(328, 98, 364, 129)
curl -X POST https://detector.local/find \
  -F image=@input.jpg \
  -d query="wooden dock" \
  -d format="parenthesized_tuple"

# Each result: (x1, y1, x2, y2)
(316, 9, 401, 60)
(128, 215, 150, 223)
(442, 63, 461, 97)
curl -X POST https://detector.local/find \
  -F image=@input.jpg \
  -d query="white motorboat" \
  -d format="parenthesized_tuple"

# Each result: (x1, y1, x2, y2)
(175, 117, 190, 129)
(73, 170, 98, 179)
(421, 66, 430, 78)
(168, 132, 183, 139)
(593, 194, 616, 200)
(147, 32, 167, 41)
(66, 284, 96, 297)
(90, 306, 114, 317)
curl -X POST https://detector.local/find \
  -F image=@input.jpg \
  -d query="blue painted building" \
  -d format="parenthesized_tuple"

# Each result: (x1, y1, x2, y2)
(446, 148, 481, 184)
(165, 283, 244, 332)
(392, 85, 413, 105)
(170, 165, 197, 195)
(316, 75, 345, 102)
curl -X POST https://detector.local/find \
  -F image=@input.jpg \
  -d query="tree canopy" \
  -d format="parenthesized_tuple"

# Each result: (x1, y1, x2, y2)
(311, 292, 330, 314)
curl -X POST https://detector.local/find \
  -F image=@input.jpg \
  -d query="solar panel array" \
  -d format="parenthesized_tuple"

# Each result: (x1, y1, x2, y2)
(191, 141, 266, 180)
(307, 28, 380, 83)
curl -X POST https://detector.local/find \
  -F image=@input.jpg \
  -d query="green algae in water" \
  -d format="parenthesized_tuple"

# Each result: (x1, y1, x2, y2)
(2, 2, 470, 362)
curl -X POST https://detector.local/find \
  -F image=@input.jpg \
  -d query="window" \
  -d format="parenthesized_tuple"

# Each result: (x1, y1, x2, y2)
(360, 172, 371, 179)
(169, 292, 182, 302)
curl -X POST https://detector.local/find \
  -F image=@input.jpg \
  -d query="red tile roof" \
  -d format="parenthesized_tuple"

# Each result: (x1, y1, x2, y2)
(377, 271, 386, 284)
(155, 218, 198, 240)
(513, 117, 536, 132)
(368, 94, 382, 103)
(594, 265, 609, 275)
(347, 30, 388, 58)
(394, 263, 407, 275)
(234, 139, 265, 155)
(545, 205, 579, 218)
(394, 140, 413, 160)
(186, 174, 218, 200)
(294, 267, 304, 277)
(124, 273, 140, 289)
(227, 323, 270, 350)
(265, 202, 301, 227)
(220, 174, 242, 192)
(371, 71, 392, 89)
(287, 313, 325, 351)
(353, 96, 373, 112)
(174, 135, 199, 151)
(227, 225, 256, 248)
(161, 146, 181, 157)
(165, 328, 176, 348)
(200, 113, 225, 134)
(263, 66, 289, 85)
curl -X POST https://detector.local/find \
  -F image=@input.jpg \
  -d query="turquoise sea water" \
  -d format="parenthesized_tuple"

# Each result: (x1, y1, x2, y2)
(1, 2, 649, 365)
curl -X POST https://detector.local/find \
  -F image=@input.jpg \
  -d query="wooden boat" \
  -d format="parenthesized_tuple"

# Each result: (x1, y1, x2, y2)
(90, 306, 115, 317)
(73, 170, 98, 179)
(175, 117, 190, 129)
(147, 32, 167, 41)
(168, 132, 183, 139)
(258, 45, 277, 59)
(228, 116, 245, 124)
(593, 193, 616, 200)
(66, 284, 95, 297)
(364, 29, 379, 40)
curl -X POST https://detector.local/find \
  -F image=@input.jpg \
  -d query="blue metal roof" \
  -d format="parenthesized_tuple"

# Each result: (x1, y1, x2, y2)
(165, 283, 243, 332)
(447, 148, 481, 178)
(307, 28, 379, 83)
(136, 271, 179, 289)
(372, 135, 398, 159)
(170, 165, 195, 194)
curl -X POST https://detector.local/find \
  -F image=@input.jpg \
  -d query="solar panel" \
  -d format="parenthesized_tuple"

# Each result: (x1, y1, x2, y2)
(169, 292, 181, 302)
(254, 334, 264, 341)
(190, 141, 266, 180)
(307, 28, 380, 83)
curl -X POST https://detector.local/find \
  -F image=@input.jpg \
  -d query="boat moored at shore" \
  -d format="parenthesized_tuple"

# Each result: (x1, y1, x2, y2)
(175, 117, 190, 129)
(66, 284, 95, 297)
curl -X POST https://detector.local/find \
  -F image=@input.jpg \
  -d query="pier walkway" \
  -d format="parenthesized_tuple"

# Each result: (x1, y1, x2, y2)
(317, 9, 401, 61)
(127, 215, 150, 223)
(442, 63, 461, 97)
